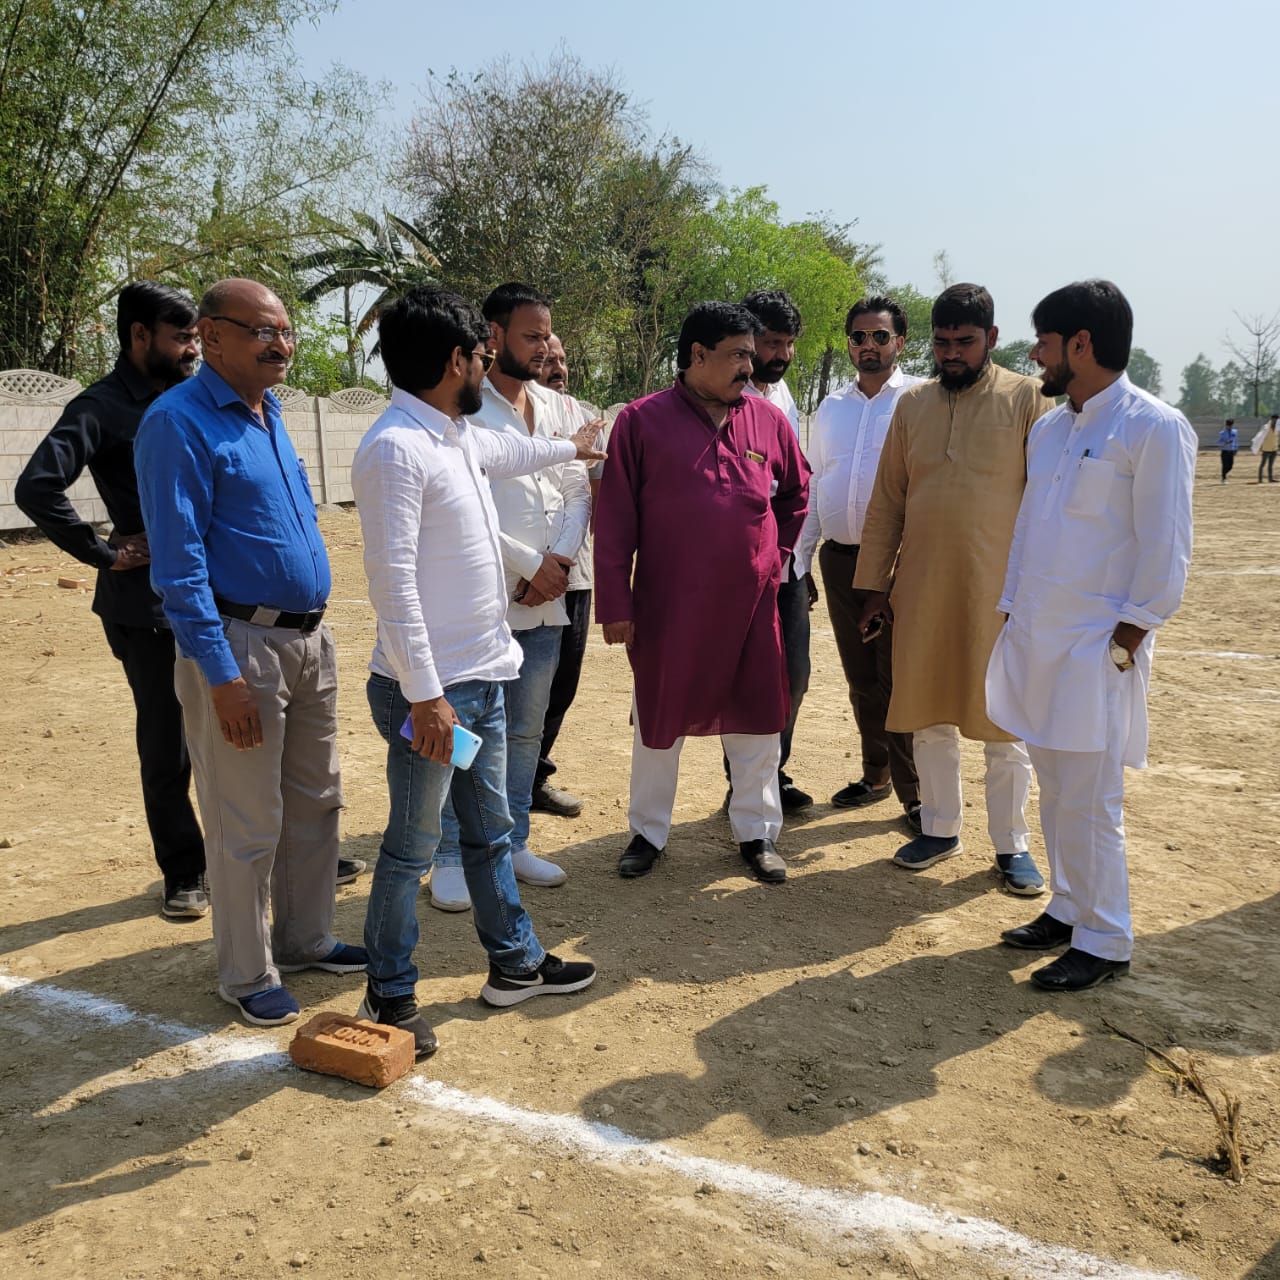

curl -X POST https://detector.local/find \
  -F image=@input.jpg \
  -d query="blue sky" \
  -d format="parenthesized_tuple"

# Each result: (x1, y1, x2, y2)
(294, 0, 1278, 400)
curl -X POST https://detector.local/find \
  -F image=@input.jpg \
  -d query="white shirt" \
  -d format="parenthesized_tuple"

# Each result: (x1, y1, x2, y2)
(351, 388, 576, 702)
(985, 374, 1196, 764)
(797, 366, 922, 571)
(743, 377, 801, 437)
(553, 393, 605, 591)
(472, 378, 591, 629)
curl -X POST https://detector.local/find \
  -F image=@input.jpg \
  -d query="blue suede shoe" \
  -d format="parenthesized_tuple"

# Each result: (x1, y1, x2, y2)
(278, 943, 369, 975)
(995, 852, 1046, 897)
(892, 834, 962, 870)
(218, 984, 300, 1027)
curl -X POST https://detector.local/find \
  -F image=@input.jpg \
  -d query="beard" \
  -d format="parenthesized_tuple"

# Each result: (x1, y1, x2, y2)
(1038, 356, 1071, 398)
(496, 344, 539, 382)
(856, 350, 888, 373)
(751, 357, 789, 384)
(934, 350, 990, 392)
(458, 378, 484, 416)
(146, 349, 197, 387)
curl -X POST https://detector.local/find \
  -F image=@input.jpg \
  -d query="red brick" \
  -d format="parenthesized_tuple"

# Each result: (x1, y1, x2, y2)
(289, 1012, 415, 1088)
(57, 576, 87, 590)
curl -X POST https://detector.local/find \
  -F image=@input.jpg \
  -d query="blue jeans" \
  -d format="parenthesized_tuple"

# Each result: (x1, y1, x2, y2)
(363, 674, 545, 997)
(435, 624, 564, 868)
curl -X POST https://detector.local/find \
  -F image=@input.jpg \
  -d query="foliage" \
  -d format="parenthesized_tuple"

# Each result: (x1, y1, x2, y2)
(992, 339, 1036, 377)
(1126, 348, 1161, 396)
(0, 0, 375, 373)
(285, 303, 384, 397)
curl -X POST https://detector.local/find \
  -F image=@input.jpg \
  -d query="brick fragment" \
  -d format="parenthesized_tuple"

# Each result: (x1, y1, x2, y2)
(289, 1012, 414, 1088)
(57, 576, 87, 589)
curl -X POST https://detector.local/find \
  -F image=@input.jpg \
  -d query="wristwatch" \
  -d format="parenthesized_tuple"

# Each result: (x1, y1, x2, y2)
(1109, 639, 1134, 671)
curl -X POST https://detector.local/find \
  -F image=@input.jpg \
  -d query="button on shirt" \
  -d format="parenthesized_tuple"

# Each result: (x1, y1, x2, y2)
(135, 363, 331, 686)
(472, 378, 591, 630)
(797, 367, 922, 572)
(15, 354, 168, 628)
(351, 389, 578, 702)
(987, 374, 1196, 763)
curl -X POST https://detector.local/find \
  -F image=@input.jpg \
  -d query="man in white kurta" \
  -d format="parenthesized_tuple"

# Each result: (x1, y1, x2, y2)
(986, 279, 1196, 992)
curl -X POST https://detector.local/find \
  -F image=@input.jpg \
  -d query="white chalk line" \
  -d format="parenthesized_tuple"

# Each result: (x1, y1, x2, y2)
(1157, 649, 1275, 662)
(0, 972, 1189, 1280)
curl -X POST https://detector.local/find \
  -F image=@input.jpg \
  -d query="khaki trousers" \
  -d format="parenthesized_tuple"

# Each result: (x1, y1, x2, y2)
(175, 618, 342, 997)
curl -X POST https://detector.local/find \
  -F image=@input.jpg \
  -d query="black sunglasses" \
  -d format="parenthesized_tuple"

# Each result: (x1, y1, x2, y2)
(849, 329, 894, 348)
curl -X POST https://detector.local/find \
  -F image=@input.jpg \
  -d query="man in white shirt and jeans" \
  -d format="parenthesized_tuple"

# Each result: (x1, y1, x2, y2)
(429, 284, 593, 911)
(351, 286, 603, 1054)
(988, 279, 1196, 991)
(799, 296, 923, 830)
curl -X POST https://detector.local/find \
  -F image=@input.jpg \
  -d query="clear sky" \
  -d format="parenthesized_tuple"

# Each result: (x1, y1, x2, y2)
(293, 0, 1279, 400)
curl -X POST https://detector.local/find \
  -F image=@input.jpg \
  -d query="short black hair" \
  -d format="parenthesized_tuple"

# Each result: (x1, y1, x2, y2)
(676, 302, 763, 371)
(1226, 418, 1235, 427)
(481, 282, 552, 328)
(932, 282, 994, 331)
(740, 289, 802, 337)
(1031, 279, 1133, 373)
(379, 286, 491, 392)
(846, 294, 907, 339)
(116, 281, 197, 352)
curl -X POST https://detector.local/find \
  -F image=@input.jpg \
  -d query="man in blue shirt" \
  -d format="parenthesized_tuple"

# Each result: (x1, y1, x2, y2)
(1217, 418, 1238, 483)
(136, 278, 366, 1028)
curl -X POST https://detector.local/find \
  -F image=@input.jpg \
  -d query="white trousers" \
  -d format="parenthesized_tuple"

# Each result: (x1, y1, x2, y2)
(912, 723, 1031, 854)
(629, 719, 781, 849)
(1027, 735, 1131, 962)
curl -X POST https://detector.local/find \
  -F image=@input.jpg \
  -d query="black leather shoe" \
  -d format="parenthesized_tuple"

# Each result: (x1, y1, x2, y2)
(779, 782, 813, 813)
(1031, 947, 1129, 992)
(618, 833, 663, 879)
(903, 802, 922, 835)
(739, 838, 786, 884)
(1001, 912, 1073, 950)
(830, 779, 892, 809)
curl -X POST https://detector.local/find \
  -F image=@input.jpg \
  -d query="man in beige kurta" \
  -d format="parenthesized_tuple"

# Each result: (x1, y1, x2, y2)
(853, 283, 1050, 895)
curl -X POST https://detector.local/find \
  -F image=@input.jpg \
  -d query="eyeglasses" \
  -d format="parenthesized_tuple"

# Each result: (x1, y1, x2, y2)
(849, 329, 894, 348)
(471, 348, 497, 372)
(211, 315, 297, 344)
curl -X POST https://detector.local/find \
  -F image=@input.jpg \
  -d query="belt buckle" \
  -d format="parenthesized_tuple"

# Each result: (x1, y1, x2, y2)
(249, 606, 281, 627)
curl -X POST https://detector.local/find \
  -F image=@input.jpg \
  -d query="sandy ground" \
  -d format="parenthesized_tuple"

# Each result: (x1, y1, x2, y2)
(0, 452, 1277, 1280)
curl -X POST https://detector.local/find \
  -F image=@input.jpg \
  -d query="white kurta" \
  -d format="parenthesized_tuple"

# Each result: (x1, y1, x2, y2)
(986, 375, 1196, 767)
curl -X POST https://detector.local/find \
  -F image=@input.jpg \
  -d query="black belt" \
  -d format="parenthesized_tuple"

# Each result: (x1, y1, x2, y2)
(825, 540, 859, 553)
(216, 597, 327, 634)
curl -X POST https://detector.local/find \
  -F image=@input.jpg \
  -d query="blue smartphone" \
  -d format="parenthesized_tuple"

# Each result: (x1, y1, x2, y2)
(399, 716, 483, 770)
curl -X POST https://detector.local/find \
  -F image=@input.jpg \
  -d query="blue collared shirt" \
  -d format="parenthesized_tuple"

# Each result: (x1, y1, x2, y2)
(135, 363, 331, 685)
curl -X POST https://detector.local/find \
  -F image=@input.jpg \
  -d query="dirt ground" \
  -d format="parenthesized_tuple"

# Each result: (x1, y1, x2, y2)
(0, 451, 1277, 1280)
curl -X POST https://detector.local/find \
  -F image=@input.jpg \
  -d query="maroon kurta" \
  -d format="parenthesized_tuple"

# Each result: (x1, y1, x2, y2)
(594, 378, 809, 749)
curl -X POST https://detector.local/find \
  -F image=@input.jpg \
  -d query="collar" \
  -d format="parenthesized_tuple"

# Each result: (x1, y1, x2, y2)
(853, 365, 907, 401)
(1072, 372, 1131, 417)
(673, 373, 743, 428)
(114, 352, 160, 403)
(389, 386, 454, 437)
(196, 361, 282, 416)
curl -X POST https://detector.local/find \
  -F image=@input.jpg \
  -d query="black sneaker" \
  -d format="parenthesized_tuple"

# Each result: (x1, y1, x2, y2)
(356, 984, 438, 1058)
(480, 953, 597, 1008)
(336, 856, 366, 886)
(779, 782, 813, 813)
(162, 874, 209, 919)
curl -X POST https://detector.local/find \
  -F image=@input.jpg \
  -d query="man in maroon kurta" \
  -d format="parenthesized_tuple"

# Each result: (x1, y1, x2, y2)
(595, 302, 809, 883)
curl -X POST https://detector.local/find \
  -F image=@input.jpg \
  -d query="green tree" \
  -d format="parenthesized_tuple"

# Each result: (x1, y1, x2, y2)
(0, 0, 373, 374)
(1126, 347, 1162, 396)
(294, 211, 440, 376)
(992, 339, 1036, 376)
(1177, 354, 1221, 417)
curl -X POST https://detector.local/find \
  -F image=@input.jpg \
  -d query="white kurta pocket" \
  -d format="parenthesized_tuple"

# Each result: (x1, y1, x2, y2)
(1065, 457, 1116, 517)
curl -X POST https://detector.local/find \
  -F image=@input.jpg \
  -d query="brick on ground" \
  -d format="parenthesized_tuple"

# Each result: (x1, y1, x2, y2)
(289, 1012, 415, 1088)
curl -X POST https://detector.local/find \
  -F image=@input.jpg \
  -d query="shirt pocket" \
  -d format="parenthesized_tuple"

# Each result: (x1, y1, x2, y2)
(720, 452, 770, 512)
(1064, 457, 1116, 518)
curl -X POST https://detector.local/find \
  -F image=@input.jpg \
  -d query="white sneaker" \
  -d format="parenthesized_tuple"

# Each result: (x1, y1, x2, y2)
(511, 846, 567, 887)
(429, 864, 471, 912)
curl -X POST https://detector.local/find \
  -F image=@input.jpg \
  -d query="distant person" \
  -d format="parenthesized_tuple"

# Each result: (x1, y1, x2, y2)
(15, 283, 207, 920)
(136, 278, 367, 1028)
(351, 286, 601, 1055)
(427, 285, 595, 912)
(1257, 413, 1278, 483)
(595, 302, 809, 885)
(1217, 418, 1238, 483)
(797, 295, 923, 831)
(530, 334, 604, 820)
(989, 280, 1196, 991)
(737, 290, 813, 813)
(854, 283, 1052, 896)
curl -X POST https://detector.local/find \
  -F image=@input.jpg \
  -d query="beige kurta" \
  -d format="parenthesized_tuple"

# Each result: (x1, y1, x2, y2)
(852, 362, 1051, 740)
